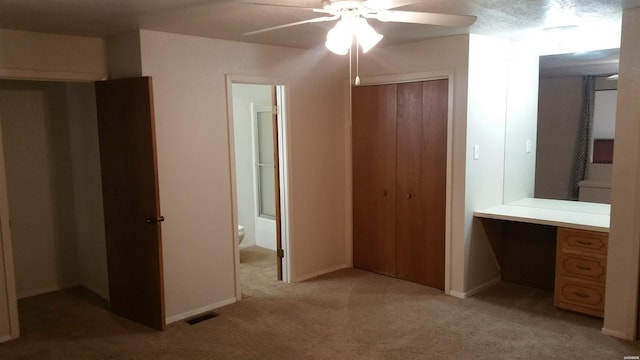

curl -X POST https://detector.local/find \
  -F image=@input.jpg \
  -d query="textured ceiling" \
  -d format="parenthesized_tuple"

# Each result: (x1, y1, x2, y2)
(540, 48, 620, 78)
(0, 0, 638, 75)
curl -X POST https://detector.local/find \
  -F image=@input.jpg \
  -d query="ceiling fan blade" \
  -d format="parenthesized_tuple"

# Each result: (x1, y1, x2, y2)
(237, 1, 325, 12)
(372, 10, 477, 27)
(362, 0, 423, 11)
(244, 15, 339, 35)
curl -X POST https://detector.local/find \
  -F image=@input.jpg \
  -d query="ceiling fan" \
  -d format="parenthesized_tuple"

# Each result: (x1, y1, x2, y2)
(243, 0, 477, 55)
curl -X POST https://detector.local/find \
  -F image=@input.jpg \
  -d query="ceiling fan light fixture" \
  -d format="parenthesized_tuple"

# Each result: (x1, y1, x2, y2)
(325, 16, 382, 55)
(355, 17, 383, 53)
(325, 19, 353, 55)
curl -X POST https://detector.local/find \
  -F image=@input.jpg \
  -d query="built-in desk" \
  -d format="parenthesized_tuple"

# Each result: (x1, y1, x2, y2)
(474, 198, 610, 317)
(473, 197, 610, 232)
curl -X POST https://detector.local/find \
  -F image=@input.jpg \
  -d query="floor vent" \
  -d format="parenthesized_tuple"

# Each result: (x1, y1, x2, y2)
(185, 312, 219, 325)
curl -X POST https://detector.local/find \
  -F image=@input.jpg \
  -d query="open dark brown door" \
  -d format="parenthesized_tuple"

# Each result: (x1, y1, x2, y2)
(95, 76, 165, 330)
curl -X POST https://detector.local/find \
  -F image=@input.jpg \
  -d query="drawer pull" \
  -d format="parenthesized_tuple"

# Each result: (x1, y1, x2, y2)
(576, 265, 592, 271)
(577, 240, 593, 245)
(574, 292, 590, 298)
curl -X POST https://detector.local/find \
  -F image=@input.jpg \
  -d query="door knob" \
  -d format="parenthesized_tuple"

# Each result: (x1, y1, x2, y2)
(405, 193, 412, 199)
(381, 190, 387, 196)
(146, 216, 165, 224)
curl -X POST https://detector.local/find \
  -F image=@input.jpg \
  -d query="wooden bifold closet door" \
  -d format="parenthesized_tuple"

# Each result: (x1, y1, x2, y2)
(352, 79, 447, 289)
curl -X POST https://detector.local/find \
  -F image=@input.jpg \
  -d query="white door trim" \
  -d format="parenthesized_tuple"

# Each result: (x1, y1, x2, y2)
(225, 75, 292, 300)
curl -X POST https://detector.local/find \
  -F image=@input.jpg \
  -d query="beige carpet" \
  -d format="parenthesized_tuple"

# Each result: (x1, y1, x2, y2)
(1, 246, 639, 359)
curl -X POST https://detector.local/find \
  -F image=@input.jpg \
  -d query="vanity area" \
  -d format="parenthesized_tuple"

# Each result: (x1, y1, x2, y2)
(475, 56, 618, 319)
(474, 198, 610, 317)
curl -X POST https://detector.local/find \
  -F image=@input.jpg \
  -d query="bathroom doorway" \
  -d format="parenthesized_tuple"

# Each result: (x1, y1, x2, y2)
(228, 77, 290, 297)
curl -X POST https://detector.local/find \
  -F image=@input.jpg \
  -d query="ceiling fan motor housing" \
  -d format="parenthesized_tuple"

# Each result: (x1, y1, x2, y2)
(322, 0, 365, 11)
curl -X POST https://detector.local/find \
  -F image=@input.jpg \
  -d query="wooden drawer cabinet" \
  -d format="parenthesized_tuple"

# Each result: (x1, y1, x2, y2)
(557, 228, 608, 254)
(555, 277, 606, 316)
(554, 227, 608, 317)
(556, 253, 607, 281)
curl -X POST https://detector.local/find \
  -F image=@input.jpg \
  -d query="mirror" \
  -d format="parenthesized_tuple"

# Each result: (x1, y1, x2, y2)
(535, 48, 619, 203)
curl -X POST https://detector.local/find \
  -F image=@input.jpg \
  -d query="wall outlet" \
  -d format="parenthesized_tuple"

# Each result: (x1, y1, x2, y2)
(473, 145, 480, 160)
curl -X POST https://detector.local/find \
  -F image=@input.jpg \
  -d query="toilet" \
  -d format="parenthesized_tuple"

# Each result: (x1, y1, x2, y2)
(238, 225, 245, 244)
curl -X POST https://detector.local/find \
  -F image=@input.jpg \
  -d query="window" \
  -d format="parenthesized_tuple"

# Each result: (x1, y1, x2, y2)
(254, 106, 276, 218)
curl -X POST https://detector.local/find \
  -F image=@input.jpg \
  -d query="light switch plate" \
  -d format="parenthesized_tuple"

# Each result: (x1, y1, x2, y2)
(473, 145, 480, 160)
(526, 140, 532, 153)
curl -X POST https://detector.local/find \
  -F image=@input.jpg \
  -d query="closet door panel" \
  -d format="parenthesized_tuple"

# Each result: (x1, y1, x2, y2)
(419, 79, 448, 289)
(352, 84, 397, 276)
(395, 82, 425, 283)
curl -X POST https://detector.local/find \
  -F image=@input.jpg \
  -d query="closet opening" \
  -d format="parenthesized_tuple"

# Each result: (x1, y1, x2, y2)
(351, 76, 452, 291)
(0, 79, 110, 336)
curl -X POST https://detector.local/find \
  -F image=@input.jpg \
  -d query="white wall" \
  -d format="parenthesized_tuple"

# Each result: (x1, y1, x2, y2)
(137, 30, 348, 322)
(358, 34, 470, 295)
(107, 32, 142, 79)
(66, 83, 109, 299)
(0, 29, 106, 81)
(503, 55, 539, 203)
(463, 35, 511, 293)
(604, 6, 640, 340)
(0, 81, 80, 298)
(231, 83, 272, 249)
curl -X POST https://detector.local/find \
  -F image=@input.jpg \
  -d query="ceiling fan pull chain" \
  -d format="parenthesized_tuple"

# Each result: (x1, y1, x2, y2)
(349, 44, 353, 85)
(355, 37, 361, 86)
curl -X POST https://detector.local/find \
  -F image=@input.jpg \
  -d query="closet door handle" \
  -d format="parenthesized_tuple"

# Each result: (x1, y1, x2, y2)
(405, 193, 412, 199)
(381, 190, 387, 196)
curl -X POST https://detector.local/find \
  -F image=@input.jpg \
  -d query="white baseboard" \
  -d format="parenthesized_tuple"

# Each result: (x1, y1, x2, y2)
(449, 277, 501, 299)
(165, 297, 237, 325)
(601, 327, 634, 340)
(294, 264, 348, 282)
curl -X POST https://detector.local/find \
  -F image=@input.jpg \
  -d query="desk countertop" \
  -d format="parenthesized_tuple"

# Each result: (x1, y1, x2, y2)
(473, 198, 610, 232)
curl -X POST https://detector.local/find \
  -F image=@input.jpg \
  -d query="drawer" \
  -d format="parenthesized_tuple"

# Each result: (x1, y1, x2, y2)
(554, 277, 605, 317)
(557, 227, 608, 255)
(557, 253, 607, 282)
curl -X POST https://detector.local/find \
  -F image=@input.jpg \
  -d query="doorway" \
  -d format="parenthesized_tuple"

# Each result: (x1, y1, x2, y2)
(0, 77, 167, 339)
(0, 79, 109, 336)
(227, 77, 290, 297)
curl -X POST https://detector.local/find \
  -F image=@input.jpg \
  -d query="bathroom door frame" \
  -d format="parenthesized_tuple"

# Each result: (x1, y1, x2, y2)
(226, 75, 291, 298)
